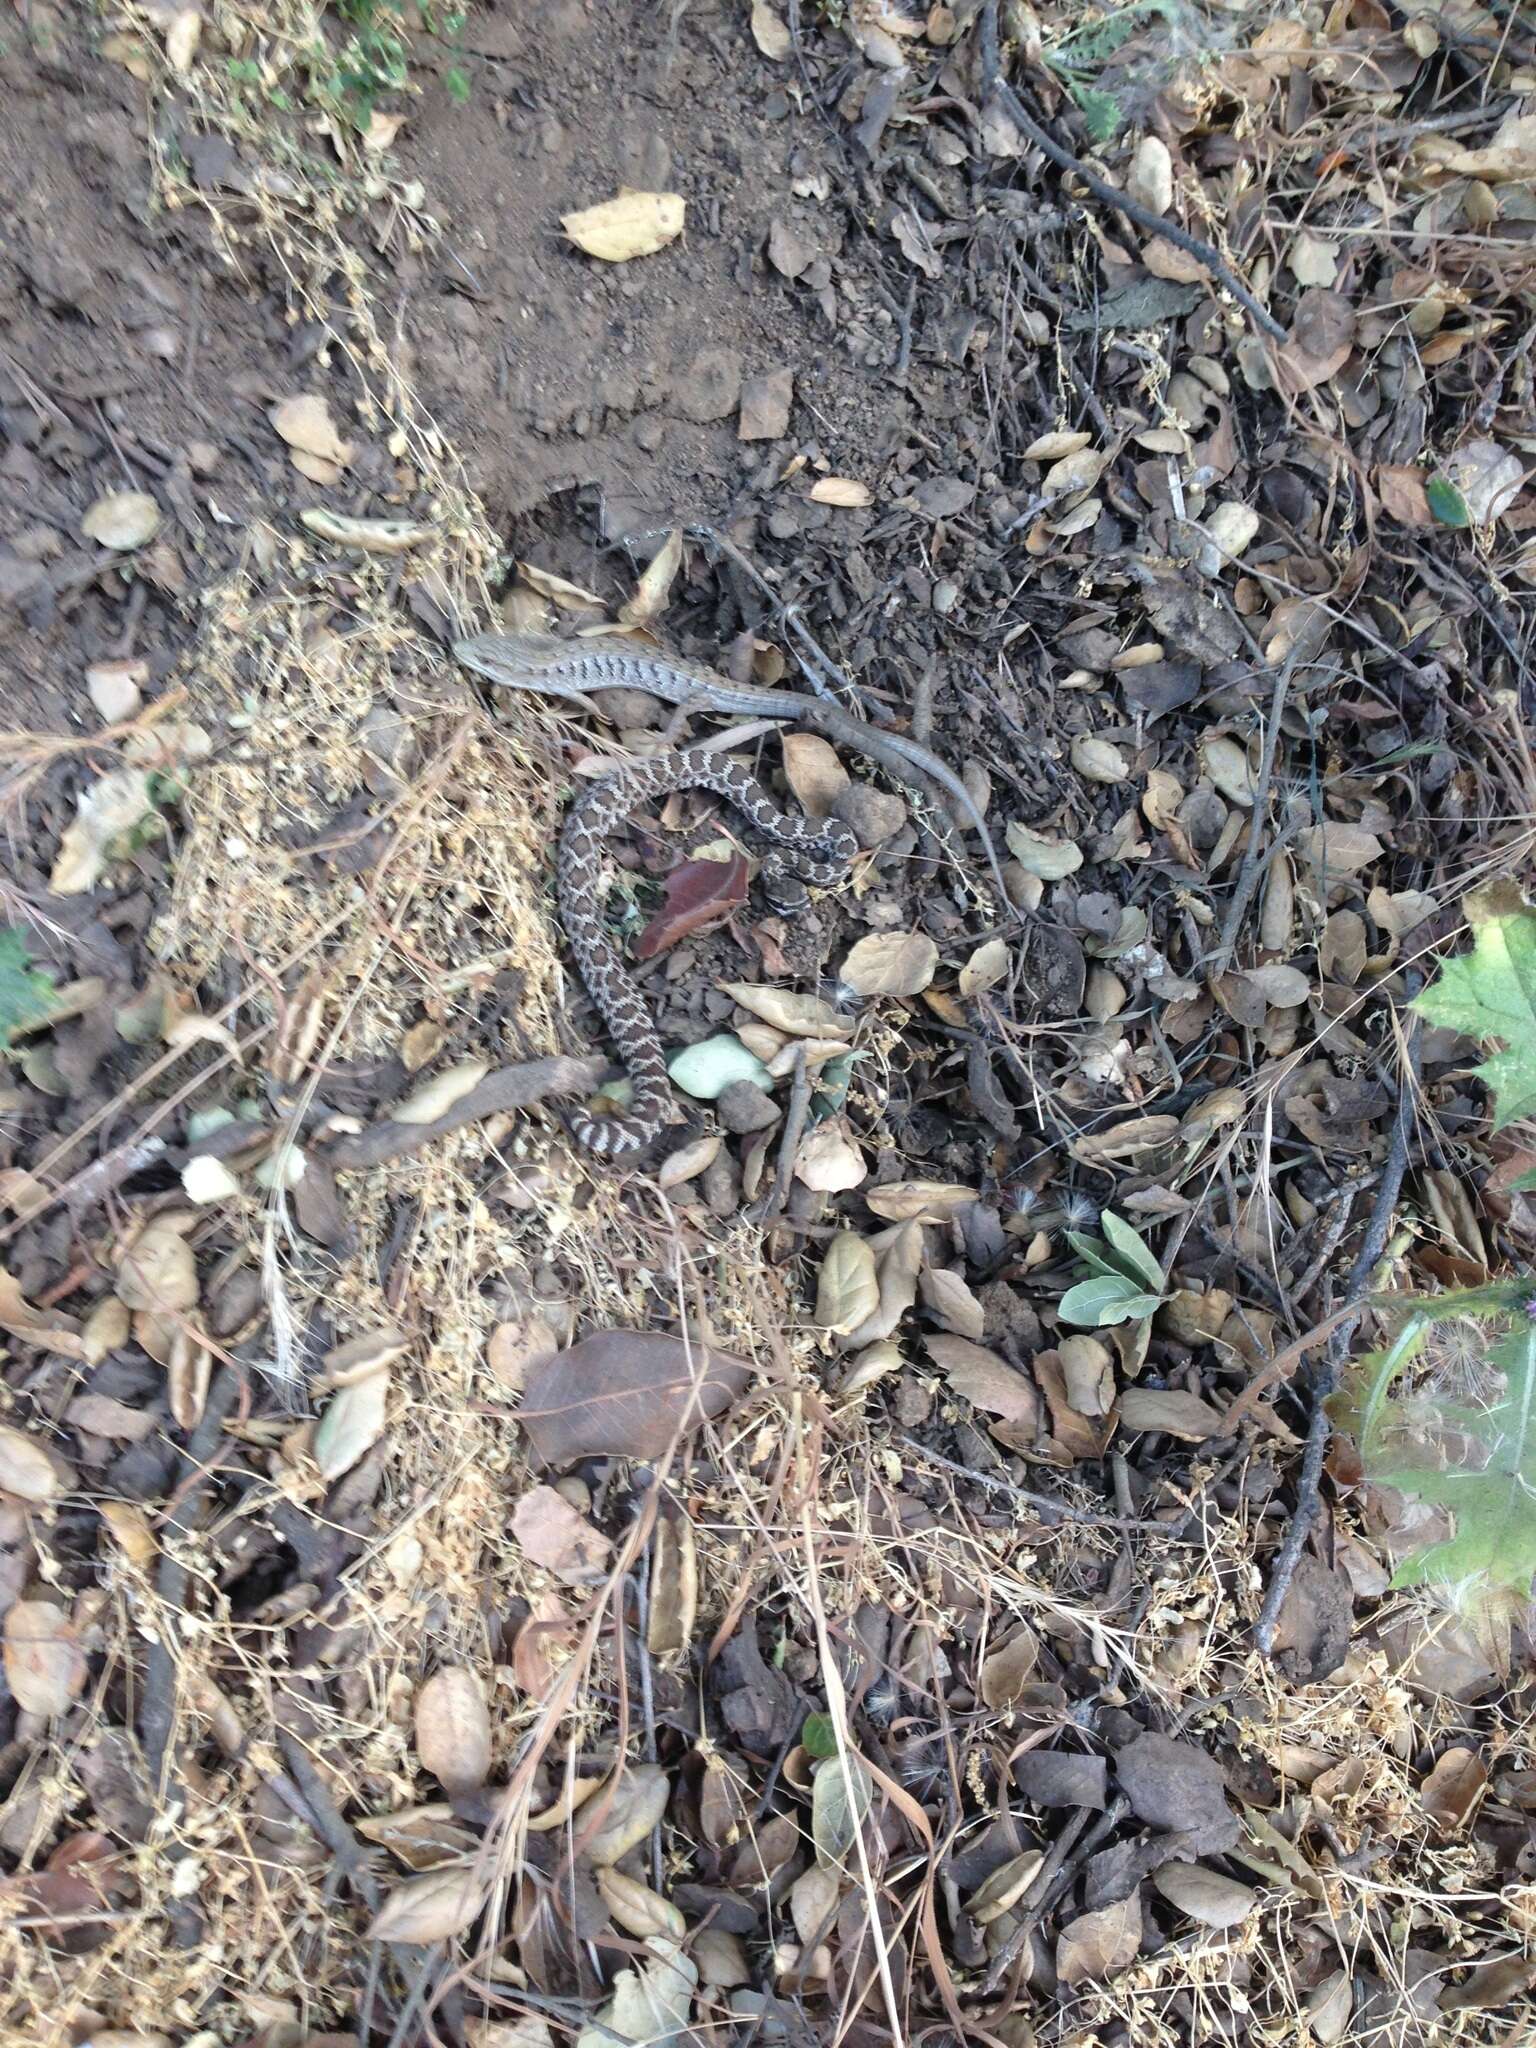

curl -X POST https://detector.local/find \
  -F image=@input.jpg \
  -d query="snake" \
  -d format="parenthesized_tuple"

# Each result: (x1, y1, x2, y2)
(455, 629, 1008, 1156)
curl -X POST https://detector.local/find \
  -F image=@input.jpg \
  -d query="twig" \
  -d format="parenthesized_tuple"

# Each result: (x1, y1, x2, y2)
(1253, 1002, 1421, 1651)
(748, 1043, 811, 1225)
(976, 2, 1287, 344)
(895, 1435, 1148, 1531)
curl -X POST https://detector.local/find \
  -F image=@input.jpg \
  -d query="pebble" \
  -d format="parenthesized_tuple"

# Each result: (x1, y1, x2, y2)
(716, 1079, 781, 1134)
(834, 784, 908, 849)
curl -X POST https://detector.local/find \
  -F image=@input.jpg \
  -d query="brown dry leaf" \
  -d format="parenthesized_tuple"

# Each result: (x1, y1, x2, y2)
(415, 1666, 492, 1795)
(313, 1367, 389, 1480)
(927, 1334, 1039, 1436)
(1116, 1731, 1237, 1846)
(1376, 465, 1433, 525)
(781, 732, 849, 817)
(840, 932, 938, 997)
(580, 1762, 670, 1866)
(597, 1867, 686, 1941)
(65, 1393, 155, 1441)
(865, 1180, 978, 1223)
(619, 527, 683, 625)
(487, 1316, 560, 1392)
(1242, 963, 1311, 1008)
(1073, 1115, 1179, 1168)
(918, 1265, 985, 1341)
(816, 1232, 880, 1336)
(808, 477, 871, 507)
(1006, 821, 1083, 878)
(1420, 1746, 1486, 1833)
(979, 1624, 1039, 1708)
(1150, 1862, 1256, 1928)
(368, 1862, 489, 1943)
(636, 854, 750, 959)
(465, 2023, 557, 2048)
(721, 983, 851, 1037)
(511, 1588, 578, 1694)
(356, 1803, 479, 1872)
(958, 937, 1009, 997)
(794, 1122, 867, 1193)
(1071, 734, 1129, 785)
(301, 507, 433, 552)
(97, 1499, 156, 1568)
(1057, 1892, 1142, 1984)
(0, 1269, 87, 1359)
(511, 1485, 614, 1585)
(81, 490, 161, 550)
(49, 769, 158, 894)
(750, 0, 791, 56)
(3, 1599, 86, 1716)
(270, 394, 354, 481)
(1058, 1334, 1114, 1417)
(657, 1132, 723, 1190)
(1116, 1387, 1229, 1440)
(391, 1059, 492, 1125)
(518, 1330, 752, 1464)
(1200, 734, 1255, 806)
(1295, 822, 1383, 877)
(646, 1512, 697, 1656)
(845, 1219, 922, 1347)
(0, 1422, 70, 1504)
(562, 191, 684, 262)
(967, 1847, 1044, 1925)
(116, 1215, 198, 1312)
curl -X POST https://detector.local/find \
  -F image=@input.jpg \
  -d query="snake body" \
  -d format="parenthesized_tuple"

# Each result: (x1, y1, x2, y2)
(556, 749, 856, 1155)
(454, 629, 1003, 1157)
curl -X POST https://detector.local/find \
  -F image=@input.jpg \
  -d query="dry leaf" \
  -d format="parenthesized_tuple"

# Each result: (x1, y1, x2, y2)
(808, 477, 871, 507)
(511, 1485, 614, 1585)
(562, 190, 685, 262)
(657, 1132, 723, 1189)
(49, 769, 157, 894)
(865, 1180, 978, 1223)
(1200, 735, 1255, 807)
(844, 1219, 922, 1347)
(368, 1863, 489, 1943)
(3, 1599, 85, 1716)
(313, 1368, 389, 1480)
(116, 1216, 198, 1312)
(721, 983, 851, 1037)
(1006, 822, 1083, 878)
(416, 1667, 492, 1795)
(840, 932, 938, 997)
(1057, 1893, 1142, 1984)
(619, 527, 683, 625)
(1295, 822, 1384, 876)
(1421, 1746, 1486, 1833)
(1115, 1387, 1228, 1440)
(511, 1589, 578, 1694)
(518, 1330, 752, 1464)
(391, 1059, 492, 1125)
(646, 1512, 697, 1656)
(918, 1265, 985, 1341)
(794, 1122, 867, 1193)
(967, 1847, 1044, 1924)
(816, 1232, 880, 1336)
(0, 1269, 87, 1359)
(958, 937, 1008, 997)
(580, 1762, 670, 1866)
(1151, 1861, 1256, 1928)
(300, 508, 432, 552)
(927, 1334, 1038, 1436)
(978, 1624, 1039, 1708)
(357, 1802, 479, 1872)
(1071, 734, 1129, 785)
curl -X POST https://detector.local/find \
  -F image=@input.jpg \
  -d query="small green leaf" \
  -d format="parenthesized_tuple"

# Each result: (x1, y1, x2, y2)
(0, 929, 56, 1049)
(1065, 1231, 1122, 1280)
(1098, 1210, 1166, 1293)
(1060, 1274, 1160, 1328)
(1425, 472, 1471, 527)
(801, 1712, 838, 1758)
(1412, 888, 1536, 1130)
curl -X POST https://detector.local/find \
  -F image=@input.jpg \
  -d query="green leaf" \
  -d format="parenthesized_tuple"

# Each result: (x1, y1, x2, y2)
(1065, 1231, 1122, 1280)
(1412, 888, 1536, 1130)
(1075, 84, 1124, 145)
(1425, 472, 1471, 527)
(1098, 1210, 1166, 1293)
(1060, 1274, 1162, 1328)
(801, 1712, 838, 1759)
(1348, 1291, 1536, 1622)
(0, 929, 56, 1049)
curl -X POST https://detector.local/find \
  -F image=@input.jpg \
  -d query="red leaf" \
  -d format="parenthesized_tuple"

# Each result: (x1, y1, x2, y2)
(634, 854, 749, 960)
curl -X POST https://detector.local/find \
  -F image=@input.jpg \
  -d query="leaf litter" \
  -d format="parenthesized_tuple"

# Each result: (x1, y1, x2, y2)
(2, 0, 1536, 2043)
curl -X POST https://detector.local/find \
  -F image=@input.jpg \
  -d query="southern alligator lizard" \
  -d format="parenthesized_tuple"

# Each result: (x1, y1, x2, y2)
(453, 629, 1011, 906)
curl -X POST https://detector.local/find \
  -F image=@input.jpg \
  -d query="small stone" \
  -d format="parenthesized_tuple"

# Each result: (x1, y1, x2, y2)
(716, 1080, 781, 1134)
(184, 439, 221, 478)
(86, 659, 146, 724)
(634, 416, 665, 454)
(834, 784, 908, 850)
(1127, 135, 1173, 216)
(674, 346, 743, 423)
(932, 578, 960, 614)
(738, 367, 793, 441)
(767, 217, 814, 279)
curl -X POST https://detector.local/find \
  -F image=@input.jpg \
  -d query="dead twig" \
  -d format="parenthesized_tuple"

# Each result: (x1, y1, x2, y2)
(1253, 1000, 1421, 1652)
(324, 1054, 608, 1168)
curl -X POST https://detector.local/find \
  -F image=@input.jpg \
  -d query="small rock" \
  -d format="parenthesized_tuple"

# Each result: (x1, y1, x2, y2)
(674, 346, 743, 423)
(0, 554, 45, 608)
(738, 367, 793, 441)
(1127, 135, 1174, 216)
(716, 1080, 781, 1134)
(633, 416, 665, 454)
(86, 659, 146, 724)
(184, 439, 221, 476)
(591, 686, 664, 730)
(767, 218, 814, 279)
(834, 784, 908, 849)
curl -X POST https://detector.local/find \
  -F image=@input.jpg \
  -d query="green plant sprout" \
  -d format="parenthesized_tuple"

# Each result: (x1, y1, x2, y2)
(1059, 1209, 1170, 1329)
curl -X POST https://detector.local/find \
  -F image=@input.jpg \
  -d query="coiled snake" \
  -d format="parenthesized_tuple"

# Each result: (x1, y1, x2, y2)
(456, 629, 1005, 1156)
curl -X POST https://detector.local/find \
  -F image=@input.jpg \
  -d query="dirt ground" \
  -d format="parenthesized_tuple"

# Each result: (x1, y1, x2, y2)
(3, 0, 1536, 2044)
